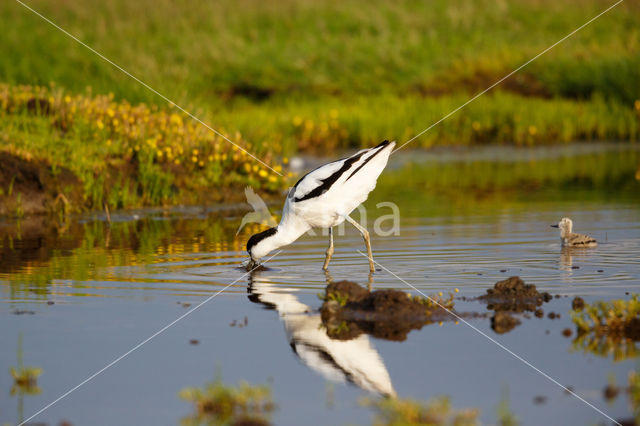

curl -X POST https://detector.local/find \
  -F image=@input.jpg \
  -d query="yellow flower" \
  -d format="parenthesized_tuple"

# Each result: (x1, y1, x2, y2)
(528, 125, 537, 135)
(97, 120, 104, 129)
(107, 108, 115, 117)
(192, 148, 199, 155)
(191, 156, 198, 163)
(259, 170, 268, 178)
(169, 113, 183, 126)
(329, 109, 339, 119)
(64, 95, 71, 103)
(174, 159, 181, 165)
(292, 116, 302, 126)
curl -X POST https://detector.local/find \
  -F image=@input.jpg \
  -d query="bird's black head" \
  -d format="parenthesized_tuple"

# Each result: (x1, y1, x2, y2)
(246, 226, 278, 259)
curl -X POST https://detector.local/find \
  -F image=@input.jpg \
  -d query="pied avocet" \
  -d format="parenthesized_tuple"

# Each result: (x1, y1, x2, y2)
(551, 217, 597, 247)
(247, 140, 396, 272)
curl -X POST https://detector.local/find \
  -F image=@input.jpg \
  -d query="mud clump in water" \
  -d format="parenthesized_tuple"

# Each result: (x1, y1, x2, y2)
(491, 311, 521, 334)
(479, 276, 552, 312)
(572, 297, 585, 311)
(603, 384, 620, 401)
(479, 276, 553, 334)
(320, 281, 455, 342)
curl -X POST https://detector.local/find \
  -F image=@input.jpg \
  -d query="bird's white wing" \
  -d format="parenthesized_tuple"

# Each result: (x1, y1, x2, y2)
(290, 141, 391, 202)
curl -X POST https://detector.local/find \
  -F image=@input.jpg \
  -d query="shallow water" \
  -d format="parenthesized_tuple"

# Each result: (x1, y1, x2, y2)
(2, 154, 640, 425)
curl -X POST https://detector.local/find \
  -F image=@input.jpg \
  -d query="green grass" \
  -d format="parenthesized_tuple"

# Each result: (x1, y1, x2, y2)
(1, 0, 639, 211)
(1, 0, 639, 155)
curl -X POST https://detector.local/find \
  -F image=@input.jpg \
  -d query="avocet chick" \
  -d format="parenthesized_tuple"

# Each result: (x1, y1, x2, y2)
(551, 217, 597, 247)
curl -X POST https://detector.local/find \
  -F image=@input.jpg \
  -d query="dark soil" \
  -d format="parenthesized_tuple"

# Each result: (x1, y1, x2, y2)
(479, 276, 552, 312)
(603, 384, 620, 401)
(491, 311, 521, 334)
(624, 317, 640, 341)
(320, 281, 455, 342)
(571, 297, 585, 311)
(533, 395, 547, 405)
(478, 276, 553, 334)
(0, 151, 83, 216)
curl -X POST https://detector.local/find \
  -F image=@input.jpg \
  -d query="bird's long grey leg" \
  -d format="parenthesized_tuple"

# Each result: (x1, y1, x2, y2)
(322, 227, 334, 271)
(344, 215, 375, 273)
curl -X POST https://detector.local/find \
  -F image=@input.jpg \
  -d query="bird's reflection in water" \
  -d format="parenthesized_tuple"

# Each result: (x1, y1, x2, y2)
(248, 270, 395, 397)
(559, 246, 593, 272)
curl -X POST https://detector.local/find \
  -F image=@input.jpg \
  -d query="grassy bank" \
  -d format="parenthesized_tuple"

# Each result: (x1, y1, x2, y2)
(0, 84, 289, 215)
(1, 0, 639, 213)
(1, 0, 638, 150)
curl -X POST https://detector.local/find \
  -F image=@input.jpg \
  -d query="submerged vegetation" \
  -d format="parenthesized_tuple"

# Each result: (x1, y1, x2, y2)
(179, 377, 275, 426)
(360, 395, 479, 426)
(570, 295, 640, 361)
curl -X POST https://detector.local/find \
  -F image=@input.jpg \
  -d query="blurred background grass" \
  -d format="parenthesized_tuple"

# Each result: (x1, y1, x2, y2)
(0, 0, 639, 212)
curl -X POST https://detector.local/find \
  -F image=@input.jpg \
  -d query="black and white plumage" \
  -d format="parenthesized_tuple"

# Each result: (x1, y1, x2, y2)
(247, 140, 396, 271)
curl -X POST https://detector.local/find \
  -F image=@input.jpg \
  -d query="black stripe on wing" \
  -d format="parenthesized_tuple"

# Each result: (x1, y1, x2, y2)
(345, 140, 389, 182)
(293, 151, 367, 202)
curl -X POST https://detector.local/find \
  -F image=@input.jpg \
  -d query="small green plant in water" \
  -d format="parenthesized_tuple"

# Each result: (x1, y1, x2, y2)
(570, 295, 640, 361)
(325, 290, 349, 307)
(360, 395, 479, 426)
(179, 376, 275, 426)
(10, 335, 42, 396)
(496, 386, 519, 426)
(412, 292, 455, 313)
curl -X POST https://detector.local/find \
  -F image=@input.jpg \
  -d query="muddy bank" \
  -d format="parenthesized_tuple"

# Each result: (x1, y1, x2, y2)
(320, 280, 456, 341)
(0, 151, 83, 216)
(0, 150, 279, 217)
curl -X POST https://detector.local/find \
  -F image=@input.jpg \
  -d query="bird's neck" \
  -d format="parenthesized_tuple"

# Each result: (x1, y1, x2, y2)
(275, 211, 311, 246)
